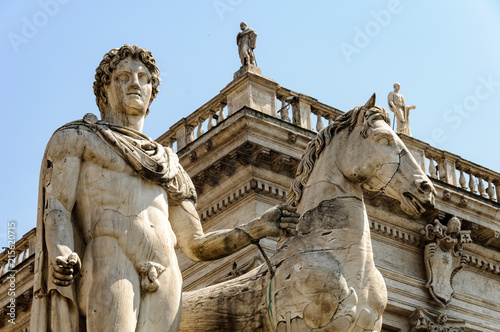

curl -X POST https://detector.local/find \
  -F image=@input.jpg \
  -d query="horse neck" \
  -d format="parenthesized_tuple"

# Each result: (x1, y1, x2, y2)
(296, 145, 368, 234)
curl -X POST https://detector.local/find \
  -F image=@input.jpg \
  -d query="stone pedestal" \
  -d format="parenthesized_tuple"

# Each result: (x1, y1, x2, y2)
(233, 64, 261, 80)
(227, 65, 278, 117)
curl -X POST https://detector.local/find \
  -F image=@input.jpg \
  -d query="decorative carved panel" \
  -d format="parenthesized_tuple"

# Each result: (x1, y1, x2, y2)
(421, 217, 472, 307)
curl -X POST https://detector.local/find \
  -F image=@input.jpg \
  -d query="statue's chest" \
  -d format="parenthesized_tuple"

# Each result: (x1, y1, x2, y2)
(83, 136, 140, 175)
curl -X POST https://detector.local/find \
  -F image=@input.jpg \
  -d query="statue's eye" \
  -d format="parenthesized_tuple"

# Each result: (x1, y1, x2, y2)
(116, 73, 129, 82)
(139, 73, 151, 84)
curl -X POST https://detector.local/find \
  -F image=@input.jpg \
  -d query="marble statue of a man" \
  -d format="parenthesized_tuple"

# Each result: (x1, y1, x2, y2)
(387, 82, 416, 136)
(30, 45, 298, 332)
(237, 21, 257, 66)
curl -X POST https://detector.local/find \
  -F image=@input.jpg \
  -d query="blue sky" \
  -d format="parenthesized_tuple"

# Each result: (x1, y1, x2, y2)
(1, 0, 500, 244)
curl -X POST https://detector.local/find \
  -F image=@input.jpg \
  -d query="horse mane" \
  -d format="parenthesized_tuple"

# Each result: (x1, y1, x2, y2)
(287, 105, 390, 206)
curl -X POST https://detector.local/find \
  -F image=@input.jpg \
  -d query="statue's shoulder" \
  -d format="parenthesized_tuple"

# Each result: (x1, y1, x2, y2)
(53, 113, 98, 135)
(47, 114, 99, 153)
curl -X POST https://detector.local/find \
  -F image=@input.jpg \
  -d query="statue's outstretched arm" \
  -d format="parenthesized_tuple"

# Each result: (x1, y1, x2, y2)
(170, 200, 298, 262)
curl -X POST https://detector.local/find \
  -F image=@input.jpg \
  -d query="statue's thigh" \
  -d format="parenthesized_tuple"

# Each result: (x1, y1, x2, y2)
(86, 237, 140, 332)
(136, 268, 183, 332)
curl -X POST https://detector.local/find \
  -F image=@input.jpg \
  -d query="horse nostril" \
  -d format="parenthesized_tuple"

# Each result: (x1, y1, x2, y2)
(418, 180, 432, 195)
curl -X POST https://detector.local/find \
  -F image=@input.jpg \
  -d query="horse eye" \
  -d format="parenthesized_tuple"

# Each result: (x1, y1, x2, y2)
(378, 138, 389, 145)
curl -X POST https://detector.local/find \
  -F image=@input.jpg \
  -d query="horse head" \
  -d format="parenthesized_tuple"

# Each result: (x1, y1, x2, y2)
(289, 93, 435, 218)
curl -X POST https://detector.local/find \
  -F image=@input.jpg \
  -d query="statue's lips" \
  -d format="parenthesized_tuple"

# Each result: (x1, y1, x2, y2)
(402, 192, 426, 216)
(127, 92, 141, 97)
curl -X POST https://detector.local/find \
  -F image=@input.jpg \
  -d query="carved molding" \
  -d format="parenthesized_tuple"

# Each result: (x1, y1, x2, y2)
(369, 217, 500, 278)
(463, 253, 500, 274)
(370, 220, 423, 247)
(409, 307, 465, 332)
(199, 179, 287, 221)
(191, 142, 299, 194)
(362, 188, 500, 279)
(422, 217, 472, 307)
(474, 227, 500, 249)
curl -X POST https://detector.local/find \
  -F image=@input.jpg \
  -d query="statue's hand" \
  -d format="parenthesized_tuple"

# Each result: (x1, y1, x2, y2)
(52, 252, 81, 287)
(252, 203, 300, 239)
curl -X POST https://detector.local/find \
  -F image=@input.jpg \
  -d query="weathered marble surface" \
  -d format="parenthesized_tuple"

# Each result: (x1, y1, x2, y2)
(30, 44, 298, 332)
(180, 95, 436, 331)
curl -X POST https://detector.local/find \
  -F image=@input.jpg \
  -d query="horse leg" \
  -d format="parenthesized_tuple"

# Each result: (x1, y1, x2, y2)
(351, 307, 383, 332)
(180, 268, 269, 332)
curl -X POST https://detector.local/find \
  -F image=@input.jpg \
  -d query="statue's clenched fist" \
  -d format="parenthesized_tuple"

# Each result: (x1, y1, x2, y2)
(52, 252, 81, 287)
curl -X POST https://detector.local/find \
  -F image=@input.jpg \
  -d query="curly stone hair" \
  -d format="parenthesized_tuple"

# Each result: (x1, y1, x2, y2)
(93, 45, 161, 117)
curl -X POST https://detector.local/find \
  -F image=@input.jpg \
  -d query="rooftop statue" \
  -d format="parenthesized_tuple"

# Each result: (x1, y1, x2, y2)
(237, 22, 257, 66)
(387, 82, 416, 136)
(30, 44, 298, 332)
(180, 94, 436, 331)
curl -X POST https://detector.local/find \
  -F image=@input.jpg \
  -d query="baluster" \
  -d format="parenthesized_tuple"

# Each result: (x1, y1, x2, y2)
(459, 169, 467, 189)
(468, 172, 477, 194)
(168, 138, 177, 152)
(304, 104, 313, 130)
(486, 178, 495, 201)
(478, 177, 487, 198)
(316, 113, 324, 132)
(187, 125, 195, 144)
(280, 98, 290, 122)
(428, 156, 437, 179)
(438, 158, 447, 182)
(218, 104, 226, 122)
(17, 250, 24, 264)
(494, 181, 500, 203)
(207, 112, 216, 130)
(196, 118, 204, 138)
(9, 255, 17, 270)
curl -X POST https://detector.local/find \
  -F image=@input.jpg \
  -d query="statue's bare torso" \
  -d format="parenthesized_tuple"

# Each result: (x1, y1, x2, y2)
(50, 126, 182, 331)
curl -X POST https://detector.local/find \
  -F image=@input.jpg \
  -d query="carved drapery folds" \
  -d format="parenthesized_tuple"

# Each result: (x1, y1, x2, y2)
(409, 307, 465, 332)
(421, 217, 472, 307)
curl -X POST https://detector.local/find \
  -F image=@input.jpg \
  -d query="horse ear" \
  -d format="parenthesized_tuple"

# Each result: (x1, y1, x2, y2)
(364, 93, 376, 107)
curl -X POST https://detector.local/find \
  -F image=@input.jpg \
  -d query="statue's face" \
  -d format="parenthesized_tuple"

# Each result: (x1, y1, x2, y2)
(240, 22, 246, 31)
(105, 56, 152, 117)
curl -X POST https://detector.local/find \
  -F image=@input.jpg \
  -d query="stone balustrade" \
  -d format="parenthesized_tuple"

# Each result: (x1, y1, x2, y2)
(157, 93, 229, 151)
(275, 86, 343, 131)
(401, 136, 500, 203)
(0, 228, 35, 279)
(156, 73, 343, 151)
(156, 70, 500, 206)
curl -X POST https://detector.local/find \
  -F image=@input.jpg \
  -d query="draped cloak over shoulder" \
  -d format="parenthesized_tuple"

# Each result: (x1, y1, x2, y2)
(30, 114, 196, 332)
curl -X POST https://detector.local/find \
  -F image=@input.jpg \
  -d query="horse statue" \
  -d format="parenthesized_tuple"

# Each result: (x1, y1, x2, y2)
(180, 94, 436, 331)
